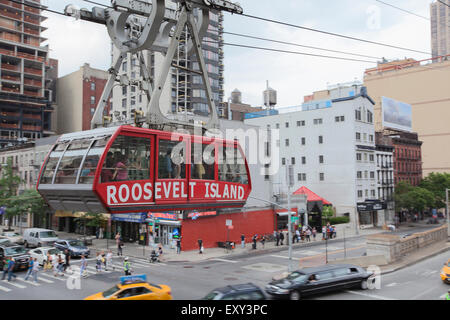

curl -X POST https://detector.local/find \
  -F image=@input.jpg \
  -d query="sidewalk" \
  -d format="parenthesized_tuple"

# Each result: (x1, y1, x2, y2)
(54, 225, 384, 263)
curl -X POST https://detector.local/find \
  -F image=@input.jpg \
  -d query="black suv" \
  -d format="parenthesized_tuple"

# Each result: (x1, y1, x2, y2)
(265, 264, 374, 300)
(202, 283, 266, 300)
(0, 243, 30, 271)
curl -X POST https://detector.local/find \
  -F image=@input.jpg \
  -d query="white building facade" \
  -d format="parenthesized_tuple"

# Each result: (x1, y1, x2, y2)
(245, 86, 388, 228)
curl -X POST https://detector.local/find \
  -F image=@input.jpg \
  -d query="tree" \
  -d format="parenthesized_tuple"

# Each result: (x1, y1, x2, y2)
(4, 189, 48, 231)
(394, 180, 435, 214)
(0, 158, 22, 228)
(322, 205, 334, 222)
(419, 172, 450, 209)
(75, 212, 107, 237)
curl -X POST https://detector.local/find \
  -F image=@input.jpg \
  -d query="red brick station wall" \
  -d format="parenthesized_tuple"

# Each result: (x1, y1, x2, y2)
(181, 209, 275, 251)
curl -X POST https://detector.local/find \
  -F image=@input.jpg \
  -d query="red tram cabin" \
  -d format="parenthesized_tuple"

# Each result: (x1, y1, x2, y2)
(37, 126, 252, 214)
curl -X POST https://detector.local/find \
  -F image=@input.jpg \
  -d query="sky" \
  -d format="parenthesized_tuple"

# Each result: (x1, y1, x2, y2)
(41, 0, 433, 107)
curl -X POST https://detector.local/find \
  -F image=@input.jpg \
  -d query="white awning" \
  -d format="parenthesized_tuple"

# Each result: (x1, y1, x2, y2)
(155, 220, 181, 226)
(276, 211, 296, 217)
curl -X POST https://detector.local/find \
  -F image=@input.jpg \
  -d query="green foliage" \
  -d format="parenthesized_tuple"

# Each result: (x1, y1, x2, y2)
(75, 212, 107, 229)
(322, 205, 334, 221)
(394, 180, 435, 213)
(419, 172, 450, 209)
(0, 158, 21, 201)
(328, 216, 350, 225)
(4, 189, 48, 221)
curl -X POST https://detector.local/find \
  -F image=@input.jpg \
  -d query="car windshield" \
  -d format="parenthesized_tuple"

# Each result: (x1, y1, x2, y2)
(102, 286, 120, 298)
(4, 232, 19, 237)
(202, 291, 221, 300)
(5, 246, 26, 255)
(68, 240, 84, 247)
(286, 271, 306, 281)
(47, 248, 61, 255)
(40, 231, 56, 238)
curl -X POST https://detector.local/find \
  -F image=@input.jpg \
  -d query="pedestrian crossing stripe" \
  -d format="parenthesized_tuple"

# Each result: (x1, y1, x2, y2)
(1, 280, 26, 289)
(39, 273, 66, 282)
(0, 284, 11, 292)
(294, 250, 320, 256)
(16, 278, 40, 286)
(34, 276, 54, 284)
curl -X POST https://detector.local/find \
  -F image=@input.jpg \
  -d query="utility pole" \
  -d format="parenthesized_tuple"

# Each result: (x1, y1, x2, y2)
(446, 189, 450, 237)
(285, 161, 294, 272)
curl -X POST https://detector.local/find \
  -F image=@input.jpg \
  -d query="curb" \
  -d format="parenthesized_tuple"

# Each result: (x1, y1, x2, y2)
(380, 245, 450, 275)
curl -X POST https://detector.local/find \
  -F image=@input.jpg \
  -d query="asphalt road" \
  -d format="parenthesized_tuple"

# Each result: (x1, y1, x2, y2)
(0, 237, 447, 300)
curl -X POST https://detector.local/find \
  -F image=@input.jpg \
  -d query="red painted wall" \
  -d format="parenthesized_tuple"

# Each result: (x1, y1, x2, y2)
(180, 209, 275, 251)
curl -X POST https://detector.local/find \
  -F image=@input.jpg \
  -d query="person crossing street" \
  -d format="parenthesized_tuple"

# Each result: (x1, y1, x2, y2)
(105, 250, 114, 271)
(80, 255, 88, 278)
(6, 257, 17, 282)
(24, 257, 34, 281)
(123, 257, 132, 276)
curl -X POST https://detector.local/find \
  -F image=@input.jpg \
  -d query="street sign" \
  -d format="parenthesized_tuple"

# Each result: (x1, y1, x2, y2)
(291, 216, 299, 222)
(226, 219, 232, 226)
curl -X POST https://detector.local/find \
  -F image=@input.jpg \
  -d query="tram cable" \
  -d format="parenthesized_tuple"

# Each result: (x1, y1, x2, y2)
(374, 0, 430, 21)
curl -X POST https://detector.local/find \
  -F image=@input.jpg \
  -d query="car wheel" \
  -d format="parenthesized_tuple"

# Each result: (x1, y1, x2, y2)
(361, 279, 369, 290)
(289, 290, 301, 300)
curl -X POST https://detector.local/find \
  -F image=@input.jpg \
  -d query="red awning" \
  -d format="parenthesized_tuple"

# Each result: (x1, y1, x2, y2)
(293, 186, 332, 205)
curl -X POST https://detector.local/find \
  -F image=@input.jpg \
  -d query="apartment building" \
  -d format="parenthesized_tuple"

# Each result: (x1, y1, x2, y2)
(110, 5, 224, 122)
(431, 0, 450, 58)
(56, 63, 110, 134)
(0, 0, 56, 148)
(245, 85, 391, 227)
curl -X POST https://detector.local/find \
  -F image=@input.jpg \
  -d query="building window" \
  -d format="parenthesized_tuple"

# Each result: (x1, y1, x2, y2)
(335, 115, 345, 122)
(285, 122, 289, 128)
(357, 171, 362, 179)
(369, 134, 374, 142)
(355, 108, 362, 121)
(356, 153, 362, 161)
(282, 158, 286, 165)
(318, 136, 323, 144)
(276, 123, 280, 129)
(298, 173, 306, 181)
(369, 154, 374, 162)
(301, 137, 306, 145)
(370, 171, 375, 179)
(319, 155, 324, 164)
(90, 82, 95, 91)
(365, 190, 368, 197)
(356, 132, 361, 141)
(285, 139, 290, 147)
(319, 173, 324, 181)
(122, 61, 128, 72)
(90, 96, 95, 105)
(301, 157, 306, 164)
(297, 120, 305, 126)
(122, 98, 126, 109)
(122, 86, 127, 95)
(291, 157, 296, 165)
(371, 190, 376, 197)
(90, 107, 95, 115)
(357, 190, 363, 198)
(314, 118, 323, 125)
(367, 110, 373, 123)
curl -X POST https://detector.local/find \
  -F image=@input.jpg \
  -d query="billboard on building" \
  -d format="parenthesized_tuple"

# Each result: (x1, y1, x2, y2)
(381, 97, 412, 132)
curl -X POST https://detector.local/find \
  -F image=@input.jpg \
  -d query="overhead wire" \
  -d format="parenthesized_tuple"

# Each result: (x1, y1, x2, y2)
(234, 12, 431, 56)
(437, 0, 450, 9)
(374, 0, 430, 21)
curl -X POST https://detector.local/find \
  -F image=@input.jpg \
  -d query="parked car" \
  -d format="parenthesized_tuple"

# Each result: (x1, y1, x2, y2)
(54, 239, 90, 258)
(0, 239, 11, 245)
(23, 228, 58, 248)
(0, 231, 24, 244)
(265, 264, 374, 300)
(0, 243, 30, 271)
(202, 283, 266, 300)
(28, 247, 66, 266)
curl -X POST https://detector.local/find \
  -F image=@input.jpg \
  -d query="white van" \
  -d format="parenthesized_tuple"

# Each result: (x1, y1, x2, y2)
(23, 228, 58, 248)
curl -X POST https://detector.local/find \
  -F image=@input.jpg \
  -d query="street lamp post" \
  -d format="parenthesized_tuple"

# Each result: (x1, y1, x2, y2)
(446, 189, 450, 238)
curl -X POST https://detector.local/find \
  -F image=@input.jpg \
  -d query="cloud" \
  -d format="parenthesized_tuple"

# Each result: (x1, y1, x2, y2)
(42, 12, 111, 76)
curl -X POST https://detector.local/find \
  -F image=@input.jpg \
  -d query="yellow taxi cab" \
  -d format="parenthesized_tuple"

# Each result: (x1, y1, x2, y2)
(84, 275, 172, 300)
(441, 259, 450, 284)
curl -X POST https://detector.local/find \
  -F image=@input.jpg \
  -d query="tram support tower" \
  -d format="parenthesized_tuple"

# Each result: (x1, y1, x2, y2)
(64, 0, 243, 131)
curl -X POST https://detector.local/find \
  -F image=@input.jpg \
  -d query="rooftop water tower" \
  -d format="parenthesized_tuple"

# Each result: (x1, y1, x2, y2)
(231, 88, 242, 104)
(263, 81, 277, 109)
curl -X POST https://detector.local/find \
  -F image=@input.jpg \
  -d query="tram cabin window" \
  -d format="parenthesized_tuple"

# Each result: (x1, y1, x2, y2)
(158, 139, 186, 179)
(55, 139, 92, 184)
(101, 135, 150, 183)
(218, 145, 248, 184)
(191, 143, 215, 180)
(79, 136, 110, 184)
(39, 142, 69, 184)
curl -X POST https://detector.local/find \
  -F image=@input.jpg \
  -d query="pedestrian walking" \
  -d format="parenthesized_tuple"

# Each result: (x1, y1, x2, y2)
(332, 225, 337, 238)
(116, 233, 123, 256)
(1, 256, 10, 280)
(312, 227, 317, 241)
(31, 258, 39, 283)
(306, 228, 311, 242)
(6, 257, 17, 281)
(101, 251, 107, 270)
(157, 244, 164, 262)
(105, 250, 114, 271)
(24, 258, 34, 281)
(260, 235, 266, 249)
(96, 252, 103, 273)
(198, 239, 203, 254)
(241, 234, 245, 249)
(279, 231, 284, 245)
(64, 249, 71, 273)
(322, 226, 327, 240)
(57, 255, 64, 276)
(80, 255, 88, 278)
(123, 257, 131, 276)
(275, 231, 280, 246)
(295, 229, 300, 243)
(52, 255, 59, 276)
(252, 234, 257, 250)
(176, 237, 181, 254)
